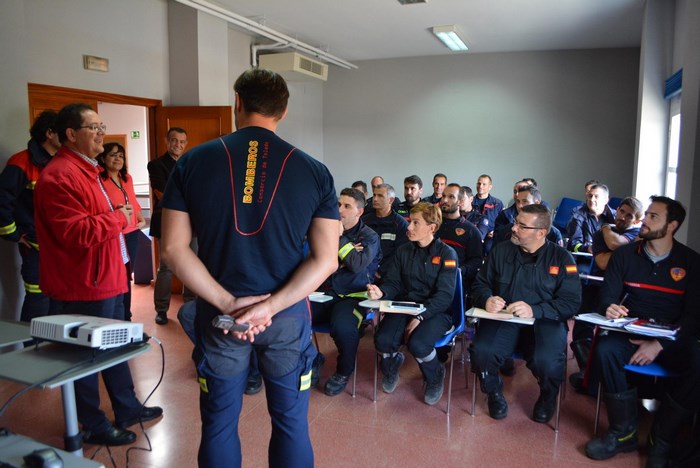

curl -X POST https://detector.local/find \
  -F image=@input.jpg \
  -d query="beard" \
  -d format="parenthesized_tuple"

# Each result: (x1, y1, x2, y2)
(639, 223, 668, 240)
(441, 204, 459, 215)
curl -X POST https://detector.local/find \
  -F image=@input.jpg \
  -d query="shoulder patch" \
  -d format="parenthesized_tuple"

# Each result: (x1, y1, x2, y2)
(565, 265, 578, 274)
(455, 228, 465, 236)
(670, 267, 686, 282)
(549, 266, 559, 275)
(444, 259, 457, 268)
(432, 256, 441, 265)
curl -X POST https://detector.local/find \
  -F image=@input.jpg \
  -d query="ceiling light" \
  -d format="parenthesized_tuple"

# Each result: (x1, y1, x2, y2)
(432, 25, 469, 52)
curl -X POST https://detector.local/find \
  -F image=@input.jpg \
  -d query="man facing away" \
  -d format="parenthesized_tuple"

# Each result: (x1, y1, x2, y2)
(148, 126, 193, 325)
(160, 69, 338, 468)
(0, 110, 60, 322)
(34, 103, 162, 446)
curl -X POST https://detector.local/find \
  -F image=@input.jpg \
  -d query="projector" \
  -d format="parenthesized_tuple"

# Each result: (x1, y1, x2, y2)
(30, 314, 144, 349)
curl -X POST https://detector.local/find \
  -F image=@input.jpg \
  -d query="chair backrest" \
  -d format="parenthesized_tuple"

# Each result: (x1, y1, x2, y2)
(450, 269, 465, 331)
(608, 197, 623, 210)
(553, 197, 583, 231)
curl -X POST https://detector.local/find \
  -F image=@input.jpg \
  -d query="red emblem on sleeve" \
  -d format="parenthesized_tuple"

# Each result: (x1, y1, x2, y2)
(432, 256, 441, 265)
(549, 266, 559, 275)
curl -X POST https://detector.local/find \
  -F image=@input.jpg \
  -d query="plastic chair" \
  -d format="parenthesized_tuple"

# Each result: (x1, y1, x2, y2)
(312, 309, 375, 398)
(470, 335, 566, 432)
(593, 362, 678, 435)
(608, 197, 623, 210)
(373, 269, 465, 415)
(552, 197, 583, 232)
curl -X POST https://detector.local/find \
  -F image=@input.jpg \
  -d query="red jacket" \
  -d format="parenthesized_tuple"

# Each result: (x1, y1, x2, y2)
(35, 147, 128, 301)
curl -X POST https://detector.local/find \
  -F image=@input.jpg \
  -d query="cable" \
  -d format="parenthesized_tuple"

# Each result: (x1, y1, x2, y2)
(87, 335, 165, 467)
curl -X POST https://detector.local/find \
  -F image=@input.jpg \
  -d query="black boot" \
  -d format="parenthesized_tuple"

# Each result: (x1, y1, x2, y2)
(419, 357, 446, 405)
(646, 394, 692, 468)
(380, 352, 405, 393)
(480, 372, 508, 419)
(585, 388, 638, 460)
(569, 339, 591, 391)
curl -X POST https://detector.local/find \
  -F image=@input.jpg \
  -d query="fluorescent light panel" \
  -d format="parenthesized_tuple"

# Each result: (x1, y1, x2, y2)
(432, 25, 468, 51)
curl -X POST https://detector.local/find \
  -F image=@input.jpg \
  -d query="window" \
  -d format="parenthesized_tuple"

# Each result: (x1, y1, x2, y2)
(665, 96, 681, 198)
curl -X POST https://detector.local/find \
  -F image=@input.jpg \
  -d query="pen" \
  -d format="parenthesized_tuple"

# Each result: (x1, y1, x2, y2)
(619, 293, 629, 306)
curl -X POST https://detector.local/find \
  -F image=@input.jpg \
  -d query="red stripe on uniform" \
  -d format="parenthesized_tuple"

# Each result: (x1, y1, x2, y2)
(623, 281, 684, 295)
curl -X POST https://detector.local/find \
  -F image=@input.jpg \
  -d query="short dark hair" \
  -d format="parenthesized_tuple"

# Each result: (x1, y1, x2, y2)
(351, 180, 367, 193)
(97, 142, 128, 181)
(55, 103, 94, 144)
(30, 110, 58, 143)
(446, 183, 464, 200)
(340, 187, 366, 209)
(461, 186, 474, 198)
(167, 127, 187, 138)
(521, 177, 538, 187)
(584, 179, 600, 189)
(517, 185, 541, 202)
(404, 175, 423, 189)
(649, 195, 686, 232)
(433, 173, 447, 182)
(234, 68, 289, 120)
(618, 196, 644, 218)
(520, 204, 552, 232)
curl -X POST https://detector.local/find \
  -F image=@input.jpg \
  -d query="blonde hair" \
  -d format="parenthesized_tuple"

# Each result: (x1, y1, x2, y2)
(411, 202, 442, 230)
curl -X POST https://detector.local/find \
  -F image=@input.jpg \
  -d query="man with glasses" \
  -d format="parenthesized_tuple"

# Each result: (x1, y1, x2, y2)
(470, 204, 580, 423)
(148, 127, 192, 325)
(0, 110, 60, 322)
(34, 103, 162, 446)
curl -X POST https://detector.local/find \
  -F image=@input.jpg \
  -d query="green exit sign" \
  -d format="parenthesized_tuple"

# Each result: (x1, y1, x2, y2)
(131, 131, 141, 139)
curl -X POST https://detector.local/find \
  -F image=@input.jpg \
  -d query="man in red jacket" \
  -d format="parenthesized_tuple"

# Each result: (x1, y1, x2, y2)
(34, 103, 162, 447)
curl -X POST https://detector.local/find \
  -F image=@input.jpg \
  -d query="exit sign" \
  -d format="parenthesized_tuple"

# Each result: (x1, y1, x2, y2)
(131, 131, 140, 139)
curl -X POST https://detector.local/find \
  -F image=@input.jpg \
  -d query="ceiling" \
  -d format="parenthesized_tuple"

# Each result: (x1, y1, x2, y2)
(212, 0, 645, 65)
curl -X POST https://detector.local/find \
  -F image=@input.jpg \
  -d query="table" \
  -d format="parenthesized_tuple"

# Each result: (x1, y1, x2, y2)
(0, 319, 32, 347)
(0, 341, 150, 456)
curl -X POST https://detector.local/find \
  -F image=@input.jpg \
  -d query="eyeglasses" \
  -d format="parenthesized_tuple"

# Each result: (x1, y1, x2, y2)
(514, 222, 544, 230)
(106, 152, 125, 159)
(78, 124, 107, 133)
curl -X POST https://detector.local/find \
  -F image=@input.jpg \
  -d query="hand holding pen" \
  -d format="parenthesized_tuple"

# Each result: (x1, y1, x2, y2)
(605, 292, 630, 320)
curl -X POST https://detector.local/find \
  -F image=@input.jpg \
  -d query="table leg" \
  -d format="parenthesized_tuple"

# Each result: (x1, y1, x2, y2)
(61, 382, 83, 456)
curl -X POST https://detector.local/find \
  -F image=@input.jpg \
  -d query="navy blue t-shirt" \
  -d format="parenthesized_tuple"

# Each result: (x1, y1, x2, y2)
(162, 126, 338, 297)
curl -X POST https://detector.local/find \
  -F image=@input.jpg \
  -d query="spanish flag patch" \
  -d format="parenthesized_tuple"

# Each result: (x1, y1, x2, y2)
(565, 265, 578, 274)
(444, 259, 457, 268)
(549, 266, 559, 275)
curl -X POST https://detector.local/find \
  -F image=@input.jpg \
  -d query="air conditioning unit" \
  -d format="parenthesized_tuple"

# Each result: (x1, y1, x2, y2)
(259, 52, 328, 81)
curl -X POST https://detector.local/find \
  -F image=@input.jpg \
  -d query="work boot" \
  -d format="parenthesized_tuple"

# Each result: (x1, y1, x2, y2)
(532, 388, 557, 423)
(324, 373, 350, 396)
(244, 372, 263, 395)
(420, 359, 445, 405)
(155, 312, 168, 325)
(585, 388, 639, 460)
(380, 352, 404, 394)
(646, 394, 692, 468)
(310, 353, 325, 388)
(480, 372, 508, 419)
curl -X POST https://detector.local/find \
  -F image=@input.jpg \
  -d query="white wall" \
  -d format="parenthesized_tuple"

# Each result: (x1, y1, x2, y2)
(323, 49, 640, 204)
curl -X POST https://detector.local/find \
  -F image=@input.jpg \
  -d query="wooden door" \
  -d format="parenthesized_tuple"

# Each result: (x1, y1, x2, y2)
(154, 106, 233, 157)
(152, 105, 233, 294)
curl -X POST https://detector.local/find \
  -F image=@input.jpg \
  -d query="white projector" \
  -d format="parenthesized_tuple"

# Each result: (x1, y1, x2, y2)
(30, 314, 144, 349)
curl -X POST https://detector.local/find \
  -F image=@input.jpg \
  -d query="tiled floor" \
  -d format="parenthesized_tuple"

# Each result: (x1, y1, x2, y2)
(1, 284, 649, 467)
